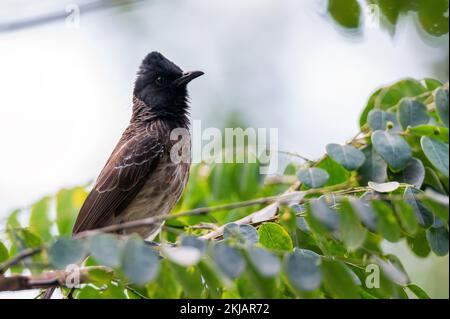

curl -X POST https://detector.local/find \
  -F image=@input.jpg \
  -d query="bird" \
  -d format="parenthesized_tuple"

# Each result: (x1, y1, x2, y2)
(72, 52, 204, 240)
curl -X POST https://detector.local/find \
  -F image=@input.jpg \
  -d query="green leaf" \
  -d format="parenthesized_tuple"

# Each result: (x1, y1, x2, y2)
(247, 247, 281, 277)
(360, 88, 382, 128)
(297, 168, 329, 188)
(258, 222, 293, 252)
(392, 158, 425, 188)
(423, 191, 449, 221)
(223, 223, 258, 245)
(11, 228, 42, 250)
(179, 164, 211, 223)
(423, 166, 447, 194)
(397, 99, 429, 130)
(393, 201, 418, 236)
(435, 88, 449, 128)
(0, 241, 9, 263)
(418, 0, 449, 36)
(422, 79, 443, 90)
(404, 188, 434, 228)
(122, 238, 160, 285)
(407, 284, 431, 299)
(6, 209, 21, 231)
(375, 79, 428, 110)
(358, 146, 388, 185)
(162, 246, 202, 267)
(86, 267, 114, 285)
(368, 181, 400, 193)
(322, 260, 359, 299)
(89, 234, 121, 268)
(181, 236, 207, 253)
(373, 255, 409, 286)
(235, 161, 263, 199)
(207, 161, 263, 205)
(77, 285, 102, 299)
(351, 198, 378, 232)
(48, 237, 87, 269)
(310, 199, 340, 233)
(372, 201, 402, 243)
(326, 143, 365, 170)
(7, 246, 23, 274)
(29, 197, 52, 241)
(328, 0, 361, 29)
(243, 265, 279, 299)
(101, 283, 127, 299)
(409, 125, 449, 144)
(285, 249, 322, 291)
(56, 187, 87, 235)
(338, 200, 367, 251)
(372, 131, 412, 171)
(316, 156, 350, 186)
(368, 110, 400, 132)
(407, 231, 431, 258)
(237, 269, 276, 298)
(372, 0, 409, 26)
(421, 136, 449, 177)
(296, 215, 310, 233)
(426, 226, 449, 256)
(197, 260, 223, 298)
(7, 228, 43, 273)
(208, 163, 237, 201)
(213, 243, 245, 279)
(147, 259, 182, 299)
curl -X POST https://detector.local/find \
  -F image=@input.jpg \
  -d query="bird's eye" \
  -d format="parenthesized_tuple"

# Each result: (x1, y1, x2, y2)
(155, 76, 167, 86)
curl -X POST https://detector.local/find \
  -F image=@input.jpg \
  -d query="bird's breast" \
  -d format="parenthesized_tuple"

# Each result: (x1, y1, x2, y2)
(116, 146, 190, 237)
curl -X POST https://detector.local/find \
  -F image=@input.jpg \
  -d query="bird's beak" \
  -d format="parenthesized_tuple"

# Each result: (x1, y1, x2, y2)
(172, 71, 204, 87)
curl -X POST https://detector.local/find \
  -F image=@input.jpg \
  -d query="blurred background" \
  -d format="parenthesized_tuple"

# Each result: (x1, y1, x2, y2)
(0, 0, 448, 298)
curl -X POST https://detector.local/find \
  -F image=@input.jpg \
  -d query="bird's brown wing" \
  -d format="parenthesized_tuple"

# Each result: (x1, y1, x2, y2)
(72, 130, 164, 234)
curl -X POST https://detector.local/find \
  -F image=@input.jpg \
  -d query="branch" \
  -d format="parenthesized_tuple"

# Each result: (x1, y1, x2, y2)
(0, 0, 148, 33)
(0, 247, 42, 275)
(264, 175, 297, 185)
(276, 150, 314, 163)
(200, 182, 301, 240)
(0, 266, 112, 292)
(74, 191, 307, 239)
(0, 190, 325, 274)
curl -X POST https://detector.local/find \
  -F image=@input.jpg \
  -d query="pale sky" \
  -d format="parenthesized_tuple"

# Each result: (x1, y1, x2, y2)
(0, 0, 448, 298)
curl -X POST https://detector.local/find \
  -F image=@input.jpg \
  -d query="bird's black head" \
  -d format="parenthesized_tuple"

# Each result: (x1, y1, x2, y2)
(133, 52, 203, 123)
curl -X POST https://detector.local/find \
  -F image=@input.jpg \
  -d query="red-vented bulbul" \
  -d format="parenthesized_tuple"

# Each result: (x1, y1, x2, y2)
(72, 52, 203, 239)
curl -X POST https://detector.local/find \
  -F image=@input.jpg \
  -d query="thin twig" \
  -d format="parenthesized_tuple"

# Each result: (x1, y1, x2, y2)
(0, 247, 42, 275)
(264, 175, 297, 185)
(0, 266, 112, 292)
(200, 181, 302, 240)
(74, 191, 306, 238)
(0, 0, 149, 33)
(125, 285, 149, 299)
(277, 150, 314, 163)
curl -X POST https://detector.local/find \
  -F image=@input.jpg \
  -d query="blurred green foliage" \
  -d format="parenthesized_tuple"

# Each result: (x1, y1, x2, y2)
(328, 0, 449, 37)
(0, 78, 448, 299)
